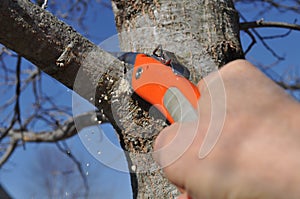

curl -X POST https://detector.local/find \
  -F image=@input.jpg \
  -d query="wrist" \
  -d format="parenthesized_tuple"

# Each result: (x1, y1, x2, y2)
(242, 100, 300, 198)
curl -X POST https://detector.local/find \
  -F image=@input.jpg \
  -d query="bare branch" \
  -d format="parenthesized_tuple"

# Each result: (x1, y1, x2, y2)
(262, 28, 293, 40)
(41, 0, 48, 9)
(243, 29, 257, 55)
(0, 110, 109, 166)
(239, 14, 285, 60)
(11, 111, 108, 142)
(15, 55, 26, 149)
(0, 138, 18, 167)
(0, 56, 23, 142)
(0, 0, 124, 128)
(0, 0, 123, 88)
(240, 20, 300, 31)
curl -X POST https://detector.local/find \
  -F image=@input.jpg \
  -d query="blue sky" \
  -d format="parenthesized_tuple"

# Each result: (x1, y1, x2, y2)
(0, 1, 300, 199)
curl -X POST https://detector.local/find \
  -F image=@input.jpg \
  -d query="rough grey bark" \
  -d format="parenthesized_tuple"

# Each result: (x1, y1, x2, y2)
(1, 1, 117, 87)
(0, 0, 123, 129)
(0, 0, 244, 198)
(112, 0, 243, 78)
(111, 0, 244, 198)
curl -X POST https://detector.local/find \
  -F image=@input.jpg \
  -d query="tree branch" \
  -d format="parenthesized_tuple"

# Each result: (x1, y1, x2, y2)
(243, 29, 257, 55)
(240, 20, 300, 31)
(11, 111, 108, 142)
(0, 0, 125, 135)
(239, 14, 286, 60)
(0, 1, 121, 97)
(0, 110, 108, 166)
(0, 138, 18, 167)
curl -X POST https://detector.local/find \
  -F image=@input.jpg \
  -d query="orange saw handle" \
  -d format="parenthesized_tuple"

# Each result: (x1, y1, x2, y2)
(132, 54, 200, 123)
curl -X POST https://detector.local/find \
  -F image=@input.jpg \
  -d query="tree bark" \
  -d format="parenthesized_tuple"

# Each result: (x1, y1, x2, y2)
(0, 0, 244, 198)
(111, 0, 244, 198)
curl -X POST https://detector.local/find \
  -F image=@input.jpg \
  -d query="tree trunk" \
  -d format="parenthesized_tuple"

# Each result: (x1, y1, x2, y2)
(111, 0, 244, 198)
(0, 0, 244, 198)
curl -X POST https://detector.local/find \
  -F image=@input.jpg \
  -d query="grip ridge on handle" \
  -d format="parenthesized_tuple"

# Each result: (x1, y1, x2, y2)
(163, 87, 198, 123)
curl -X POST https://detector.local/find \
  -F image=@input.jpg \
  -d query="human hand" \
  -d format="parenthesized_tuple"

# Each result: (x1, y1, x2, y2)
(153, 60, 300, 199)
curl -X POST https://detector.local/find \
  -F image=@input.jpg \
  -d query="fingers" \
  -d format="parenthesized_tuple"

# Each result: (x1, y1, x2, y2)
(176, 192, 192, 199)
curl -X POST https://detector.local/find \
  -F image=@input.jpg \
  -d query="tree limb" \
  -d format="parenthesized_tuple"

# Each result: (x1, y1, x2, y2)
(0, 0, 123, 107)
(0, 0, 126, 138)
(0, 110, 108, 166)
(11, 111, 107, 142)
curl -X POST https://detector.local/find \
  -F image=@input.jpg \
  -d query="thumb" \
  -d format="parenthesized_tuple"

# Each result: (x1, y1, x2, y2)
(153, 122, 199, 184)
(153, 123, 180, 167)
(153, 123, 178, 152)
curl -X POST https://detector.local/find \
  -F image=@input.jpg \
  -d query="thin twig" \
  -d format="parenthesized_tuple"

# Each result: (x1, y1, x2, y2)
(0, 56, 23, 142)
(41, 0, 48, 9)
(4, 111, 108, 142)
(262, 29, 293, 39)
(15, 56, 26, 149)
(0, 110, 107, 166)
(239, 14, 285, 60)
(0, 138, 18, 167)
(252, 27, 285, 60)
(240, 19, 300, 31)
(243, 29, 257, 55)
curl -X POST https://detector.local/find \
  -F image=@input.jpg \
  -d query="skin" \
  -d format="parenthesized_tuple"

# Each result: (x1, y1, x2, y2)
(153, 60, 300, 199)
